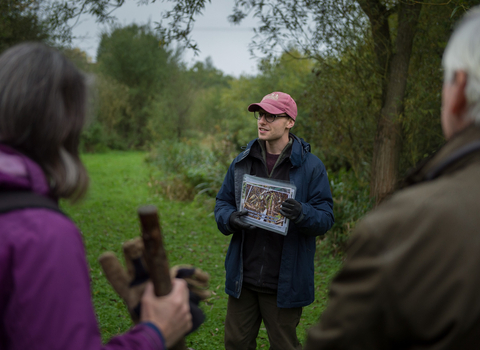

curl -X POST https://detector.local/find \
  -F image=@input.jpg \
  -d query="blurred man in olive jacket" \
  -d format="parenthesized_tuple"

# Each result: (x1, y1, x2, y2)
(305, 7, 480, 350)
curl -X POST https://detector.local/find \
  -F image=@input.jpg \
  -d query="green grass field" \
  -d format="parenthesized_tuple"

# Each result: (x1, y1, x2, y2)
(61, 151, 342, 349)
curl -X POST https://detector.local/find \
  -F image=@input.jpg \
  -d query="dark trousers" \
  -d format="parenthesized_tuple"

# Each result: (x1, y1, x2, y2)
(224, 287, 303, 350)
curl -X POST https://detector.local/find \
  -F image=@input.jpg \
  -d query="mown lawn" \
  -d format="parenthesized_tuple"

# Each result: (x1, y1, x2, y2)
(61, 151, 342, 349)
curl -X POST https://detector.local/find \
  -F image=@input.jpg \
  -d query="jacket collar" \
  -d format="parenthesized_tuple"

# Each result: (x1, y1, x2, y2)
(403, 125, 480, 187)
(240, 133, 310, 168)
(253, 138, 293, 163)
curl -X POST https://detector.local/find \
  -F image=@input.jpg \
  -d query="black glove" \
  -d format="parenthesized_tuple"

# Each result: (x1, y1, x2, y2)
(170, 266, 210, 334)
(229, 210, 256, 231)
(280, 198, 302, 221)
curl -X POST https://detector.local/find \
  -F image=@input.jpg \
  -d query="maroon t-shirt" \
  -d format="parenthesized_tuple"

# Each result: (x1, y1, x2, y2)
(266, 152, 280, 175)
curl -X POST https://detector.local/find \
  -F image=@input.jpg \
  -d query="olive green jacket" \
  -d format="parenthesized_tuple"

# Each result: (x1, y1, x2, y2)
(305, 125, 480, 349)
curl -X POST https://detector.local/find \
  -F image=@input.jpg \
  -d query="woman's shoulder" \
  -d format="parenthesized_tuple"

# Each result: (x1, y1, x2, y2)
(0, 207, 83, 257)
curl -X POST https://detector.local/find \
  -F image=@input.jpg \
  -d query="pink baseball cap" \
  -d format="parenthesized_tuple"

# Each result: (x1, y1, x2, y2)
(248, 92, 298, 120)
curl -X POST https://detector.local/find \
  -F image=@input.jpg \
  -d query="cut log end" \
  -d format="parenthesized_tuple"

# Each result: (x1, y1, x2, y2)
(137, 205, 158, 216)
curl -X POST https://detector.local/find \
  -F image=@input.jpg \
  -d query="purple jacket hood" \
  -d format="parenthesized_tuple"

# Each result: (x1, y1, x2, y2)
(0, 144, 51, 196)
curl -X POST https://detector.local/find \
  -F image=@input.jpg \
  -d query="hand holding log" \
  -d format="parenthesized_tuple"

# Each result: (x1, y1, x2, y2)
(99, 205, 208, 349)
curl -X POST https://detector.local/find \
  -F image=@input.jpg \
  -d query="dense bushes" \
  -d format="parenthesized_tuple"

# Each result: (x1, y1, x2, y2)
(146, 137, 236, 202)
(320, 169, 374, 255)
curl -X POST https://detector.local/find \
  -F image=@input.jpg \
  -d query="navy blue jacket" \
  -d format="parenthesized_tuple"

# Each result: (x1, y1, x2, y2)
(215, 134, 334, 308)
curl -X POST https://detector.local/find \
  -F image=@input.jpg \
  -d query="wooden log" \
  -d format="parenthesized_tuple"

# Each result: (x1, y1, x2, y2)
(138, 205, 187, 350)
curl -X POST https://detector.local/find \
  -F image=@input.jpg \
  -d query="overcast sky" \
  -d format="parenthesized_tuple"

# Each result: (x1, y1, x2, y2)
(70, 0, 261, 77)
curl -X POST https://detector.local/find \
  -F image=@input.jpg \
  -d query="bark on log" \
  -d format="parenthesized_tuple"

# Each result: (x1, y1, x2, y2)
(138, 205, 188, 350)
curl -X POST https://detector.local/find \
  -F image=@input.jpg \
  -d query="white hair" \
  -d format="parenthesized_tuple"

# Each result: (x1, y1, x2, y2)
(443, 7, 480, 123)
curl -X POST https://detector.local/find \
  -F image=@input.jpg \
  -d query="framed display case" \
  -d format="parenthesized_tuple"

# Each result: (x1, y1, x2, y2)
(240, 174, 296, 235)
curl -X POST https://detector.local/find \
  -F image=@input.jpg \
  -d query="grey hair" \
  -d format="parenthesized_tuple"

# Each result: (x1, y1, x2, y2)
(443, 7, 480, 123)
(0, 43, 89, 201)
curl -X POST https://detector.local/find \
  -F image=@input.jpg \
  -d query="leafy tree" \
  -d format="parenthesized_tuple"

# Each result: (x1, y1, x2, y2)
(148, 58, 194, 141)
(399, 4, 454, 175)
(188, 57, 232, 90)
(147, 52, 235, 142)
(304, 42, 379, 179)
(91, 24, 234, 148)
(0, 0, 50, 53)
(183, 57, 233, 137)
(302, 2, 472, 187)
(95, 24, 176, 148)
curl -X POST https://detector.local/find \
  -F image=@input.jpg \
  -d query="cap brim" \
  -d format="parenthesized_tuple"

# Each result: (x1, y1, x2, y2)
(247, 102, 285, 115)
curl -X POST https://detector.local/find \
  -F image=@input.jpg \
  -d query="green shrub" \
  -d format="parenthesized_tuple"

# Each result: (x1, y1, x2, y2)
(319, 168, 374, 255)
(80, 120, 110, 153)
(146, 138, 232, 201)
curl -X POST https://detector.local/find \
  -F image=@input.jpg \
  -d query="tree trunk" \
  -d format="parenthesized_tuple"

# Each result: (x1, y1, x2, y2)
(359, 0, 422, 203)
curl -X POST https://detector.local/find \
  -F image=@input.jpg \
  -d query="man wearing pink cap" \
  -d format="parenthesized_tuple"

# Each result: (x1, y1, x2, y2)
(215, 92, 334, 349)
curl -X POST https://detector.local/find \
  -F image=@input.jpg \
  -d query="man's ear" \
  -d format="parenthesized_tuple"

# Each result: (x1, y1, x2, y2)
(286, 118, 295, 130)
(451, 71, 468, 117)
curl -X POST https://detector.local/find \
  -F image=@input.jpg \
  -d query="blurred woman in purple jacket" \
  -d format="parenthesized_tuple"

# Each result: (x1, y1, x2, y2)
(0, 43, 192, 350)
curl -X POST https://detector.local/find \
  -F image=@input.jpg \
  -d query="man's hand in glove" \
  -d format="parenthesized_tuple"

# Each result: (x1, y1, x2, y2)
(280, 198, 303, 221)
(98, 238, 209, 333)
(229, 210, 256, 231)
(170, 265, 211, 300)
